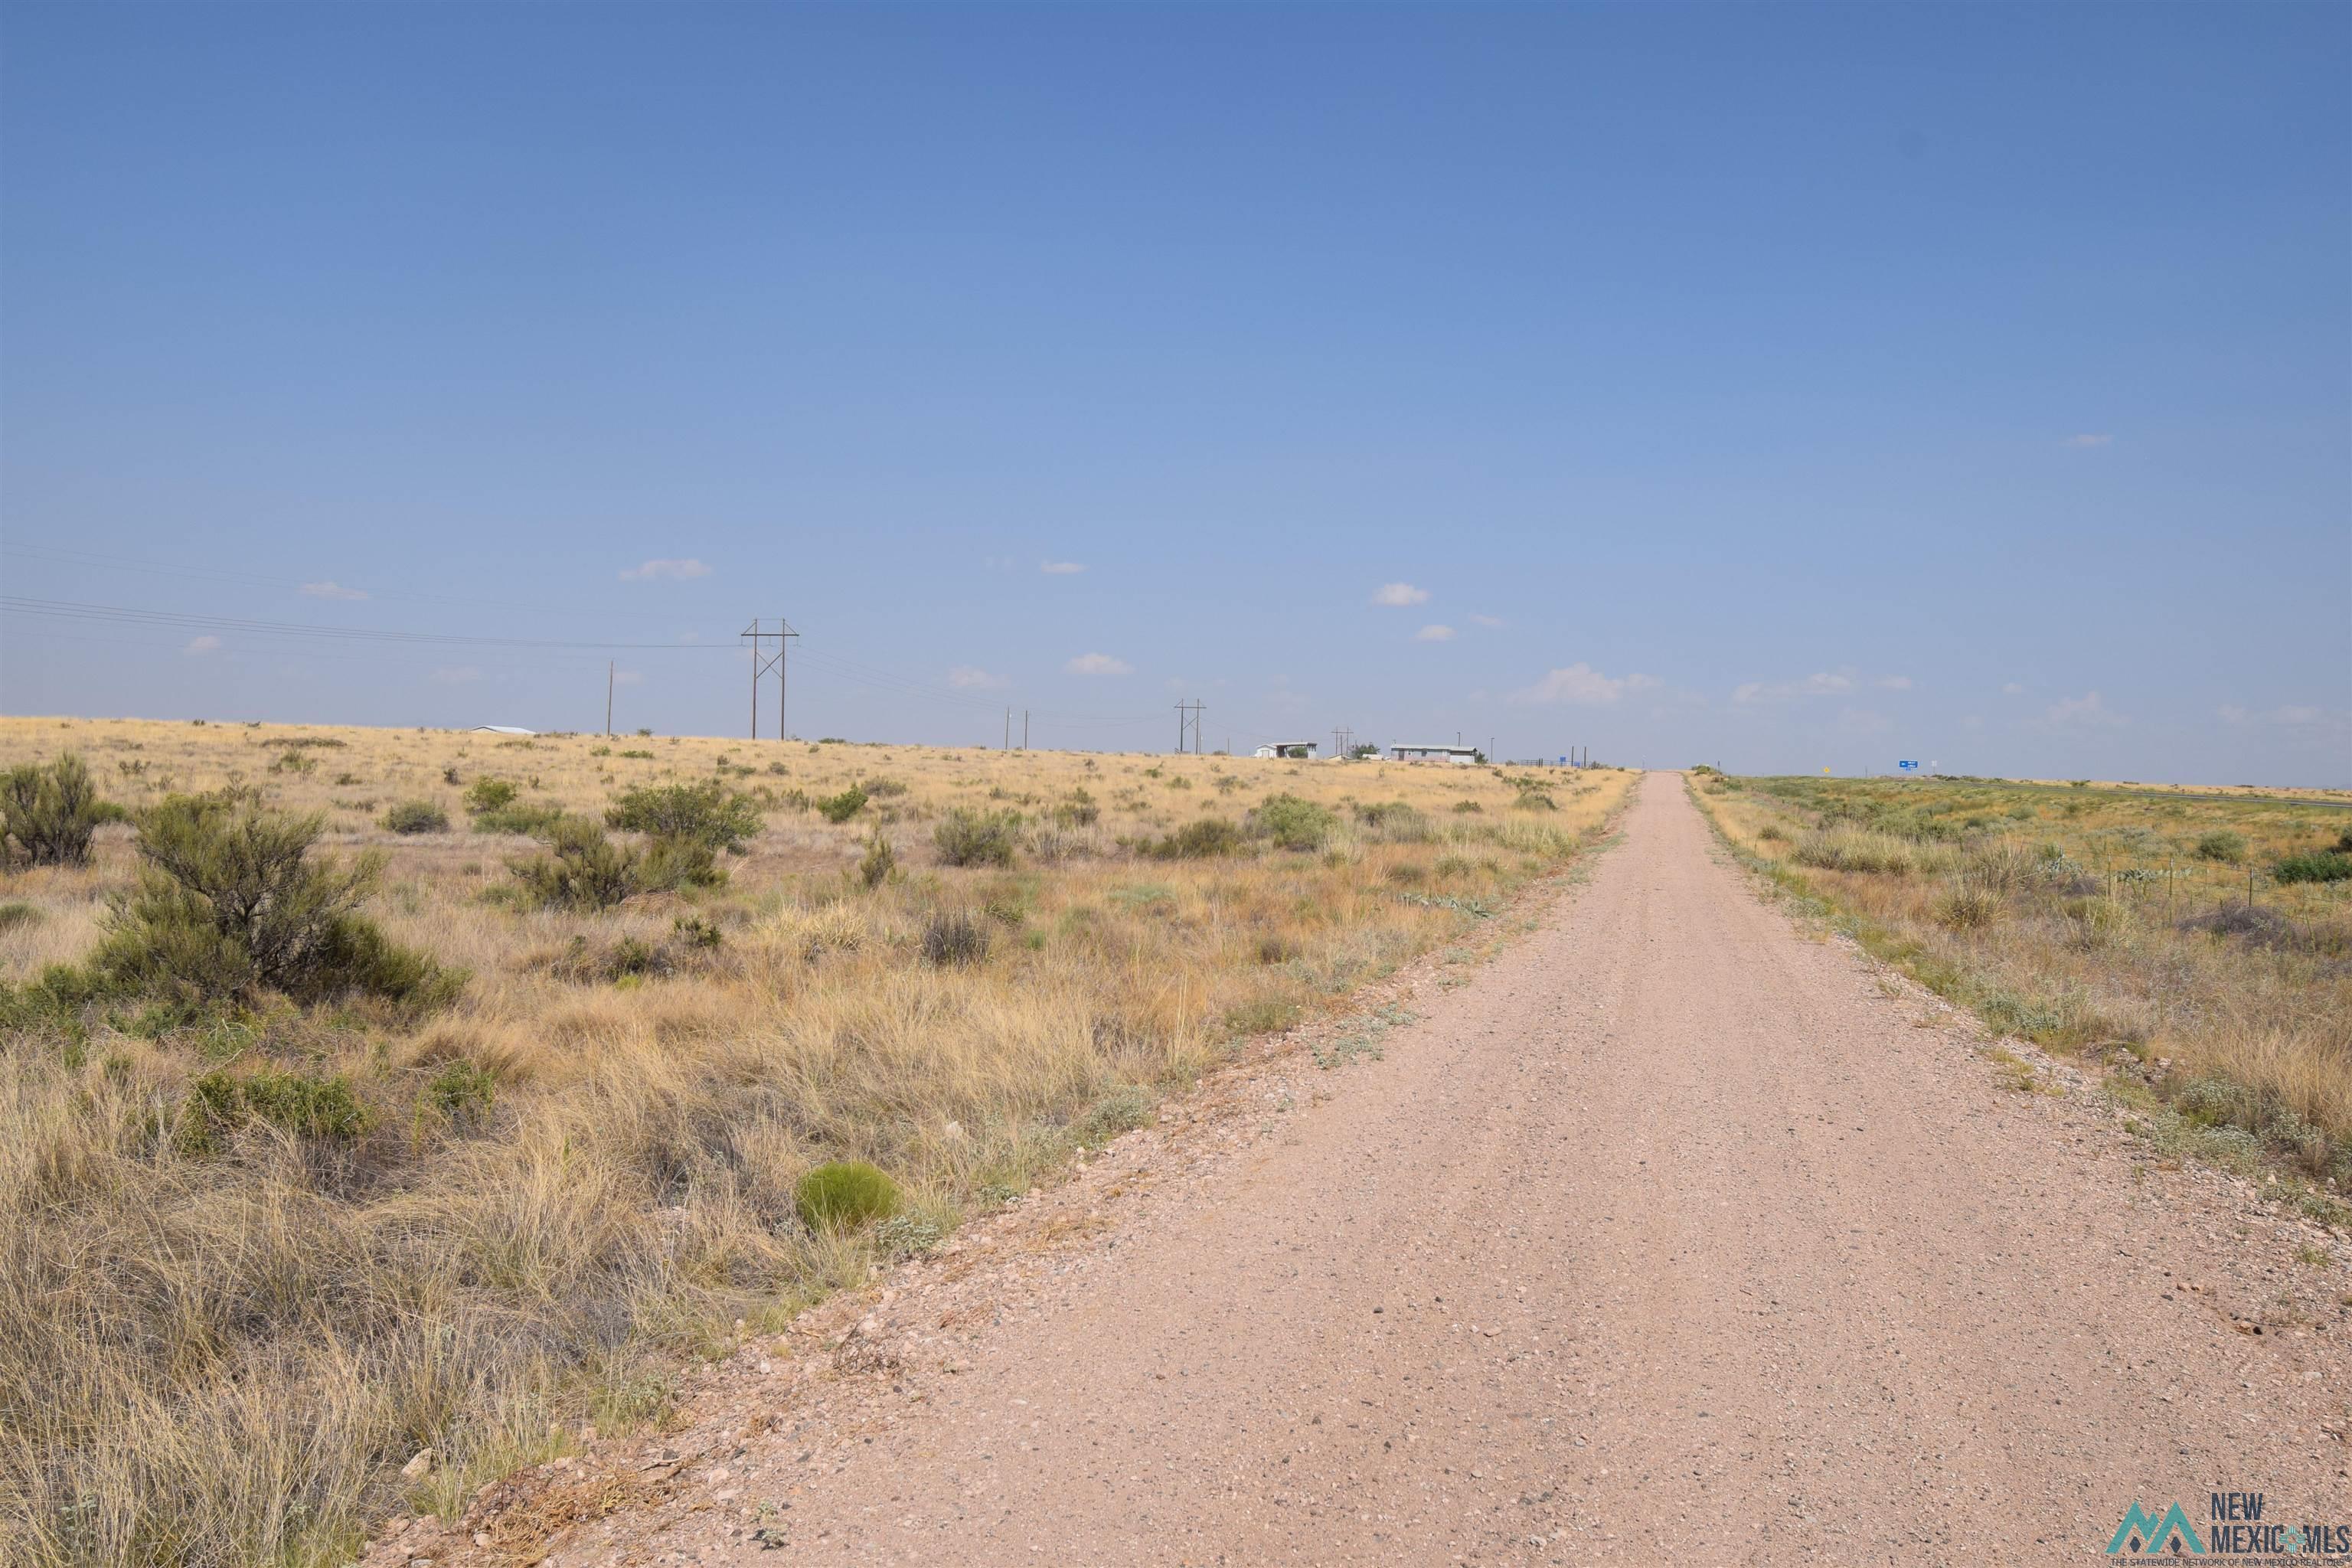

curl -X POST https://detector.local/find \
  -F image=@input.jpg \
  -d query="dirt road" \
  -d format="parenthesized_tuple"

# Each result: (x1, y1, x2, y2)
(393, 774, 2348, 1566)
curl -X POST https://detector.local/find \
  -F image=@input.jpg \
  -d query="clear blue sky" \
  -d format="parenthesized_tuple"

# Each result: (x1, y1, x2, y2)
(3, 2, 2345, 779)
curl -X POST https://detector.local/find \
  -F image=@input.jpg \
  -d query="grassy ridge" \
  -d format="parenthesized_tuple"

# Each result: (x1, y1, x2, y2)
(1690, 769, 2350, 1218)
(0, 716, 1628, 1568)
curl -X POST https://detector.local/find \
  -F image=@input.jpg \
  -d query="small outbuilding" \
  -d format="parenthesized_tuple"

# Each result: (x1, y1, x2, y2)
(1252, 740, 1319, 760)
(1390, 743, 1481, 765)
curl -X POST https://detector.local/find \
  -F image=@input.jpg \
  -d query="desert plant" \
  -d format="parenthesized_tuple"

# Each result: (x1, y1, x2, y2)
(2194, 831, 2248, 864)
(920, 907, 991, 965)
(464, 776, 519, 814)
(471, 801, 566, 837)
(1934, 882, 2001, 931)
(508, 816, 642, 910)
(606, 779, 762, 851)
(381, 799, 450, 835)
(933, 808, 1021, 867)
(2275, 851, 2352, 885)
(89, 791, 456, 1008)
(1252, 794, 1337, 851)
(815, 785, 869, 824)
(1144, 818, 1245, 860)
(2, 752, 106, 867)
(854, 830, 897, 889)
(795, 1159, 902, 1230)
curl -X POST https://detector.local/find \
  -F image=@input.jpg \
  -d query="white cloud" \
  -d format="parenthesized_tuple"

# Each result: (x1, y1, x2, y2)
(1468, 613, 1504, 628)
(2062, 433, 2113, 448)
(183, 635, 221, 656)
(2001, 682, 2026, 696)
(2044, 691, 2125, 729)
(948, 665, 1009, 690)
(1064, 652, 1132, 677)
(1414, 624, 1455, 642)
(2221, 703, 2329, 727)
(1371, 583, 1429, 606)
(432, 665, 482, 684)
(1873, 675, 1914, 691)
(1509, 662, 1648, 705)
(299, 580, 368, 601)
(1040, 560, 1087, 575)
(1733, 671, 1856, 703)
(619, 558, 711, 582)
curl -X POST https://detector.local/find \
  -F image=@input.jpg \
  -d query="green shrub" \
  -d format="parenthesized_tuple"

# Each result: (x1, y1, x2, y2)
(424, 1059, 498, 1125)
(854, 830, 897, 890)
(1143, 818, 1244, 860)
(2193, 831, 2248, 864)
(933, 808, 1021, 867)
(508, 816, 642, 910)
(381, 800, 449, 835)
(470, 802, 566, 837)
(183, 1067, 368, 1148)
(90, 792, 458, 1009)
(795, 1160, 901, 1230)
(815, 785, 869, 824)
(1053, 789, 1100, 827)
(1070, 1085, 1154, 1145)
(606, 779, 762, 851)
(1252, 794, 1337, 851)
(464, 777, 518, 814)
(0, 902, 41, 932)
(2, 753, 106, 867)
(920, 908, 991, 966)
(637, 834, 723, 893)
(2275, 851, 2352, 885)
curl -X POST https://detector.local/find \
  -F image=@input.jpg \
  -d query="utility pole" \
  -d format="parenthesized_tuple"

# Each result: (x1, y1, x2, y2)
(1023, 710, 1030, 750)
(605, 661, 614, 738)
(1174, 700, 1206, 754)
(1004, 707, 1011, 750)
(740, 618, 799, 740)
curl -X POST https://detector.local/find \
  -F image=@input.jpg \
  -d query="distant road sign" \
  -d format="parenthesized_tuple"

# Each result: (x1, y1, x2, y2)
(1897, 760, 1920, 772)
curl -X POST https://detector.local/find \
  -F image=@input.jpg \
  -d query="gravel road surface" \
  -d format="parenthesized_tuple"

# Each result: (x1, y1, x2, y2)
(381, 773, 2349, 1567)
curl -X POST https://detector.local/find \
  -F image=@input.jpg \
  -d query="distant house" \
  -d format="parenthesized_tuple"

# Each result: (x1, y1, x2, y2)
(1390, 743, 1481, 765)
(470, 725, 537, 737)
(1253, 740, 1319, 760)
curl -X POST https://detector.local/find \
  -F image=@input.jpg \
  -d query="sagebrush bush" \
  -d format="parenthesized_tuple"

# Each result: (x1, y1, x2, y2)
(381, 799, 449, 835)
(2, 752, 107, 867)
(1143, 818, 1244, 860)
(464, 776, 518, 813)
(854, 830, 897, 889)
(1253, 794, 1337, 851)
(606, 779, 763, 851)
(933, 808, 1021, 867)
(508, 815, 642, 910)
(2194, 831, 2248, 864)
(2274, 851, 2352, 885)
(815, 785, 868, 824)
(795, 1160, 901, 1230)
(90, 791, 458, 1008)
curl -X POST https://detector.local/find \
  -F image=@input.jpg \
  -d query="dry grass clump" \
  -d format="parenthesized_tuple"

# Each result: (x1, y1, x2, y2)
(1697, 772, 2352, 1205)
(0, 717, 1629, 1567)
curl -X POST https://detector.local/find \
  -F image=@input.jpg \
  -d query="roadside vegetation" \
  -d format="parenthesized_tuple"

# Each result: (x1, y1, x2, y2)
(1689, 768, 2351, 1220)
(0, 716, 1629, 1568)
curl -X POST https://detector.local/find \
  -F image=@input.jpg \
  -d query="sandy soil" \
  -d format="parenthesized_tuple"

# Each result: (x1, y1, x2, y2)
(374, 773, 2350, 1567)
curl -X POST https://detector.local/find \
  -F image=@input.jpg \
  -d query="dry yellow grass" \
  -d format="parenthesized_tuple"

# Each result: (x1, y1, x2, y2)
(0, 715, 1628, 1568)
(1692, 771, 2351, 1207)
